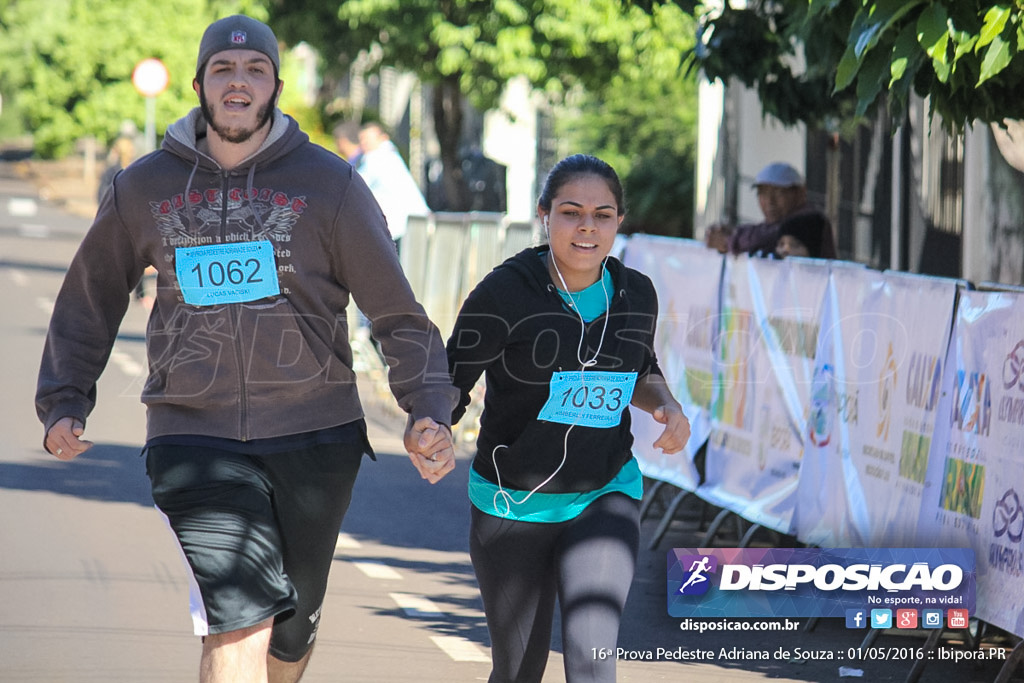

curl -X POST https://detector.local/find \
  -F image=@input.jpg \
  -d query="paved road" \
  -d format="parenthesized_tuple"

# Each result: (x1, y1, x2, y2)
(0, 161, 1013, 682)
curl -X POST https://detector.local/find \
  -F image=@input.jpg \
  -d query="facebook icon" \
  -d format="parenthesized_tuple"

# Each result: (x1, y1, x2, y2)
(845, 609, 867, 629)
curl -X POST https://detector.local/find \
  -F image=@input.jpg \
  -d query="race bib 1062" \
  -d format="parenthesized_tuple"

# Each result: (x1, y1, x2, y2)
(538, 371, 638, 428)
(175, 240, 280, 306)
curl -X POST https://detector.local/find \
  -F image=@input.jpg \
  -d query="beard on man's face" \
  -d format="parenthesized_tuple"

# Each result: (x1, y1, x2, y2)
(198, 82, 277, 144)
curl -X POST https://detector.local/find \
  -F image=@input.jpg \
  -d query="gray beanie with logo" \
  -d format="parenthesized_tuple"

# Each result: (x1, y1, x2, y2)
(196, 15, 280, 78)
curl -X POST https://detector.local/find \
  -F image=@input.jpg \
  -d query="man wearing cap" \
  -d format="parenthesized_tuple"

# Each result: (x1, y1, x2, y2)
(36, 15, 458, 682)
(705, 161, 836, 258)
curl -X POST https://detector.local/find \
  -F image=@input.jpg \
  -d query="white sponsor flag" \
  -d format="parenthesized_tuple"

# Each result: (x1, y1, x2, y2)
(699, 255, 829, 534)
(918, 289, 1024, 638)
(623, 236, 719, 492)
(795, 268, 959, 547)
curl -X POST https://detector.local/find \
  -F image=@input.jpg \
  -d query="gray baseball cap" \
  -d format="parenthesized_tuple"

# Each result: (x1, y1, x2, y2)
(196, 15, 280, 78)
(753, 162, 804, 188)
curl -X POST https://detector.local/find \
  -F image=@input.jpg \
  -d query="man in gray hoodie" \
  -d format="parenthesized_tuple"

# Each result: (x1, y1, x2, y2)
(36, 15, 457, 683)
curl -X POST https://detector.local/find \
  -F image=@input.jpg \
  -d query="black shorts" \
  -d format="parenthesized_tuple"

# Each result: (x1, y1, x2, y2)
(146, 440, 364, 662)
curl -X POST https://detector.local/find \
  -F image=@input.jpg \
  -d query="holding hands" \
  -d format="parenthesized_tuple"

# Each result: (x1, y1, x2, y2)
(404, 416, 455, 484)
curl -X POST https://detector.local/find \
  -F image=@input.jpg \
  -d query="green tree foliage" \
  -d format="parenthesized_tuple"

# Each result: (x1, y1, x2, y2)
(649, 0, 1024, 134)
(561, 3, 697, 236)
(269, 0, 698, 217)
(828, 0, 1024, 130)
(0, 0, 266, 157)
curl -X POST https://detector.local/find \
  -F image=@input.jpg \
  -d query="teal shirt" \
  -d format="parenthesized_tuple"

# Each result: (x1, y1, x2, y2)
(469, 457, 644, 523)
(555, 266, 614, 323)
(469, 260, 639, 523)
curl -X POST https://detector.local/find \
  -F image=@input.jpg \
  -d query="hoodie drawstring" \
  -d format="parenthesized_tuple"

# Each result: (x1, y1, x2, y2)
(184, 156, 201, 236)
(245, 163, 266, 235)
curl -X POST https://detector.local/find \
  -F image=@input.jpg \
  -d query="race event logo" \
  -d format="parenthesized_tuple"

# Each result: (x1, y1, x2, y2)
(668, 548, 975, 618)
(999, 341, 1024, 427)
(808, 364, 834, 447)
(1002, 340, 1024, 392)
(994, 489, 1023, 543)
(990, 488, 1024, 578)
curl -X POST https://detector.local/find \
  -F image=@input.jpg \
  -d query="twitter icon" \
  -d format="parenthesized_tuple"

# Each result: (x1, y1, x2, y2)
(870, 609, 893, 629)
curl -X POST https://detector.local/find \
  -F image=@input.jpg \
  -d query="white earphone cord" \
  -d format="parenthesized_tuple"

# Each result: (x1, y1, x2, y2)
(492, 250, 611, 514)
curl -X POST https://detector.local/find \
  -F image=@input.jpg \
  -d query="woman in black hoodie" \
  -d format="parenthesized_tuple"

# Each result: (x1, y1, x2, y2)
(447, 154, 691, 682)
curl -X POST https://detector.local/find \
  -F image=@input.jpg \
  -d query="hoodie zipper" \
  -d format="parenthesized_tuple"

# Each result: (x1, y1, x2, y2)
(221, 170, 250, 441)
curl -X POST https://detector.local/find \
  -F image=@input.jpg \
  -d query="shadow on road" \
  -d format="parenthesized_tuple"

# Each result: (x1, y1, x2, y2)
(343, 452, 472, 553)
(365, 588, 491, 651)
(0, 443, 152, 506)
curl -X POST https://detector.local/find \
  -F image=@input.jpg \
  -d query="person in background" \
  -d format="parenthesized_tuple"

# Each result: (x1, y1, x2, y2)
(332, 120, 362, 167)
(356, 121, 429, 251)
(97, 120, 140, 204)
(705, 161, 836, 258)
(775, 210, 830, 259)
(37, 15, 456, 683)
(97, 121, 157, 306)
(446, 154, 691, 683)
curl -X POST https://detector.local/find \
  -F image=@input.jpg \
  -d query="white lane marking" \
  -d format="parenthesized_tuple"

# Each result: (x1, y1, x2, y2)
(10, 269, 28, 287)
(429, 635, 490, 662)
(8, 197, 38, 216)
(389, 592, 443, 618)
(351, 561, 402, 580)
(19, 223, 50, 238)
(340, 540, 487, 664)
(335, 533, 361, 550)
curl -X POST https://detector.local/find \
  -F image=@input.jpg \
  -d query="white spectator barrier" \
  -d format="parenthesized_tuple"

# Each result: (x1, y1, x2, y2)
(698, 255, 830, 535)
(418, 225, 1021, 638)
(916, 288, 1024, 639)
(406, 212, 515, 340)
(794, 268, 962, 547)
(400, 214, 432, 299)
(623, 236, 720, 492)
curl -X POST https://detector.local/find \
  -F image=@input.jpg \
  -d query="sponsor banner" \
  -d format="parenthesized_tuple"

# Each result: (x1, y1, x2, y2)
(700, 256, 829, 534)
(918, 289, 1024, 638)
(624, 236, 718, 492)
(668, 547, 975, 619)
(795, 268, 959, 547)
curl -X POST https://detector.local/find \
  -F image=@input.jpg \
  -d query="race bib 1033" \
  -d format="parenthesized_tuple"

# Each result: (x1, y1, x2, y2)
(538, 370, 638, 428)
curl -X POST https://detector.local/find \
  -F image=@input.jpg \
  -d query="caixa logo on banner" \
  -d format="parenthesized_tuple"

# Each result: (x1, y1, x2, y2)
(667, 548, 975, 619)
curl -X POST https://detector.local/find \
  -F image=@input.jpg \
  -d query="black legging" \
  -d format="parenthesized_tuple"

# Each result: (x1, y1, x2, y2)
(470, 492, 640, 683)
